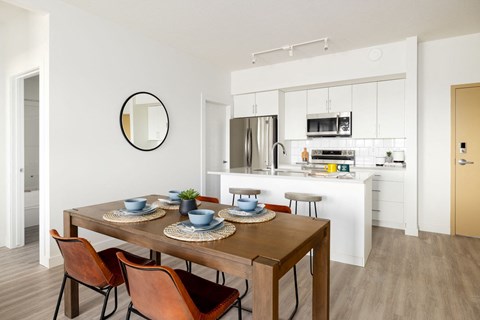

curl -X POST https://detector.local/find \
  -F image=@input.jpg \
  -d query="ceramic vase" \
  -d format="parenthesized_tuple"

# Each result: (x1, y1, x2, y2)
(179, 199, 197, 215)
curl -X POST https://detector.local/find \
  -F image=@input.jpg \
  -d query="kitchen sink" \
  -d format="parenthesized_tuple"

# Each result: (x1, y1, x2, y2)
(253, 168, 306, 174)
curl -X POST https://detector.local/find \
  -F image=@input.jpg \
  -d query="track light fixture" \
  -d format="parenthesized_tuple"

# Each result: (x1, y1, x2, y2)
(251, 37, 329, 64)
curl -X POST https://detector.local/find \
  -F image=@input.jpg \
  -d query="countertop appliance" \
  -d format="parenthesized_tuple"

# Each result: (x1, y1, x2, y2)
(393, 151, 405, 163)
(307, 112, 352, 137)
(310, 149, 356, 165)
(230, 116, 278, 169)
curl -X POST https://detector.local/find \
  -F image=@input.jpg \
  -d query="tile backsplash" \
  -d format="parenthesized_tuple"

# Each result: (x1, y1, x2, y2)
(287, 138, 407, 166)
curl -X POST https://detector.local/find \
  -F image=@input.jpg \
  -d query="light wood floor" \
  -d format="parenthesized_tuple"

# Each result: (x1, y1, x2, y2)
(1, 226, 480, 319)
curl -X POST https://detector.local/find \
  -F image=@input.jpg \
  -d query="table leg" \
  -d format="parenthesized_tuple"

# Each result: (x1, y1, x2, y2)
(253, 256, 279, 319)
(63, 211, 79, 318)
(149, 250, 161, 264)
(313, 223, 330, 320)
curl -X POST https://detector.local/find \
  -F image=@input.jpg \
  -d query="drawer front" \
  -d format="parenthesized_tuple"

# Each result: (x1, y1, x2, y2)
(372, 201, 404, 225)
(372, 181, 404, 202)
(372, 171, 405, 182)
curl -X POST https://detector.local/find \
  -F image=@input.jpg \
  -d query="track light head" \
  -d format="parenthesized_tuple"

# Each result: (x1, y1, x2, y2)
(324, 38, 329, 51)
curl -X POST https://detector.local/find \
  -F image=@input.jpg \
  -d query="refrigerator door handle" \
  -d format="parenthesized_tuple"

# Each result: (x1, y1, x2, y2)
(247, 127, 253, 167)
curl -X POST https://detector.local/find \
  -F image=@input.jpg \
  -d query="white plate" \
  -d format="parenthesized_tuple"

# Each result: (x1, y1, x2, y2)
(159, 199, 181, 205)
(228, 205, 265, 216)
(120, 205, 157, 216)
(179, 217, 224, 232)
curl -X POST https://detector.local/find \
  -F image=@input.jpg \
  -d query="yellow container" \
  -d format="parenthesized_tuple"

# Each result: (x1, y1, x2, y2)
(324, 163, 338, 173)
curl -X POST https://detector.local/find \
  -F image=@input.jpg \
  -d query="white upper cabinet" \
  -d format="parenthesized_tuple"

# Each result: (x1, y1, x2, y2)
(377, 79, 405, 138)
(328, 85, 352, 112)
(233, 90, 279, 118)
(255, 91, 279, 116)
(352, 83, 377, 138)
(307, 85, 352, 114)
(284, 91, 307, 140)
(307, 88, 328, 114)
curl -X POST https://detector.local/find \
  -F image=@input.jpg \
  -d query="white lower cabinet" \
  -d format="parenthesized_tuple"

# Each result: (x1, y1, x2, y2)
(371, 171, 405, 229)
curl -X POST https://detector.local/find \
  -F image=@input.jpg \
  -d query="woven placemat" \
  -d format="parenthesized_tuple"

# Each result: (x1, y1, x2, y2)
(155, 200, 202, 211)
(103, 208, 166, 223)
(217, 208, 276, 224)
(163, 221, 236, 242)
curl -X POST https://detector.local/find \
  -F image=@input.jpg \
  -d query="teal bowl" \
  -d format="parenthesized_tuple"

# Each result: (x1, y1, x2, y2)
(169, 190, 181, 201)
(188, 209, 214, 226)
(237, 198, 258, 211)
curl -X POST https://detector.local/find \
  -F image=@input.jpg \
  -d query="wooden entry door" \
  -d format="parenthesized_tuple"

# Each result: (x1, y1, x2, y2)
(452, 84, 480, 237)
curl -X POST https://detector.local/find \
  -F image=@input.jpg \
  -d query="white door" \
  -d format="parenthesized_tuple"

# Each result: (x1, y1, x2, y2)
(233, 93, 255, 118)
(328, 85, 352, 112)
(284, 91, 307, 140)
(377, 79, 405, 138)
(255, 90, 279, 116)
(307, 88, 328, 114)
(206, 101, 229, 199)
(352, 82, 377, 138)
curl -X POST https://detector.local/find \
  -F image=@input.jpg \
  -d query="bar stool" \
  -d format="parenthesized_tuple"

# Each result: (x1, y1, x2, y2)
(284, 192, 322, 218)
(229, 188, 261, 206)
(285, 192, 322, 276)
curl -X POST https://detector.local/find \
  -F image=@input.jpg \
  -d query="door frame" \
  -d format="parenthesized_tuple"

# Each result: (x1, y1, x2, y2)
(450, 82, 480, 235)
(200, 94, 231, 195)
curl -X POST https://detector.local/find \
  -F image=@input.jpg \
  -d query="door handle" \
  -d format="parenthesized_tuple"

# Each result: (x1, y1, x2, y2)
(458, 159, 474, 165)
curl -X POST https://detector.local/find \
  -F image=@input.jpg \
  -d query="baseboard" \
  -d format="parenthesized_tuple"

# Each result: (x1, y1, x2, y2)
(373, 219, 405, 230)
(48, 237, 126, 269)
(330, 252, 365, 267)
(404, 227, 419, 237)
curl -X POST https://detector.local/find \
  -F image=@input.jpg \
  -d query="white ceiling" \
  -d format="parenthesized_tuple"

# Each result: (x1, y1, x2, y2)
(15, 0, 480, 70)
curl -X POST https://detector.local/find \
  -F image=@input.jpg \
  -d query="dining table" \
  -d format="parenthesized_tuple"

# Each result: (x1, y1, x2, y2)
(62, 194, 330, 319)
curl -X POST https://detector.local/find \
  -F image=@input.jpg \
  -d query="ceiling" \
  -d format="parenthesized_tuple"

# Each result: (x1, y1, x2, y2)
(18, 0, 480, 70)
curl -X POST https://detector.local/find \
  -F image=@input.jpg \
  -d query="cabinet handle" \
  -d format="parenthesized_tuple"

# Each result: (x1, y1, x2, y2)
(372, 209, 381, 212)
(374, 174, 381, 177)
(373, 190, 381, 192)
(252, 104, 255, 114)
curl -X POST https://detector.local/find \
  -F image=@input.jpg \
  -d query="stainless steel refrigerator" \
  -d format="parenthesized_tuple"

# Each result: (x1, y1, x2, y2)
(230, 116, 278, 169)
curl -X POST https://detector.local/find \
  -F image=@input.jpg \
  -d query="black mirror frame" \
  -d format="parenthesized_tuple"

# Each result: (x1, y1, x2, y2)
(119, 91, 170, 151)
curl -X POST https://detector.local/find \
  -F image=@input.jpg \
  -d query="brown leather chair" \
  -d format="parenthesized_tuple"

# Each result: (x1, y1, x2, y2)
(196, 195, 220, 204)
(50, 229, 154, 320)
(117, 252, 242, 320)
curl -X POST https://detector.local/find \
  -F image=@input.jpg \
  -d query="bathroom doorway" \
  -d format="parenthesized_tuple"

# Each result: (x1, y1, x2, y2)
(23, 75, 40, 245)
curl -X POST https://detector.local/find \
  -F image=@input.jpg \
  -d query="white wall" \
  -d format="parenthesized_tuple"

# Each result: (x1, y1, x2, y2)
(231, 41, 406, 94)
(9, 0, 231, 266)
(0, 4, 48, 248)
(418, 33, 480, 234)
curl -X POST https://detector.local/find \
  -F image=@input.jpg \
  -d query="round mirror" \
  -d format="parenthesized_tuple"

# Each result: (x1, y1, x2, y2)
(120, 92, 169, 151)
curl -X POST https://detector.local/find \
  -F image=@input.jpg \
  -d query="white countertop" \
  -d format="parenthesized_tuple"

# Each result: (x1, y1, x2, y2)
(208, 167, 373, 184)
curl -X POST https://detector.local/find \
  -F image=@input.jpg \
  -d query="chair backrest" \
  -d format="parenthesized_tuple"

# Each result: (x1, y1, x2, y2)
(196, 195, 219, 204)
(117, 252, 200, 320)
(264, 203, 291, 214)
(50, 229, 113, 288)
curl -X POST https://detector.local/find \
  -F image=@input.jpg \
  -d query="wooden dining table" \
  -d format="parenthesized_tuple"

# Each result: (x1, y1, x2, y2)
(63, 194, 330, 319)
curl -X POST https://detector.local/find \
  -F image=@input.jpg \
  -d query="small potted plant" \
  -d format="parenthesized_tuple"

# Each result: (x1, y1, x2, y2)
(178, 188, 199, 215)
(386, 151, 393, 163)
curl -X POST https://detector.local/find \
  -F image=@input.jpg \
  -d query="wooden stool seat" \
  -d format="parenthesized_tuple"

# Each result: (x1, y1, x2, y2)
(285, 192, 322, 202)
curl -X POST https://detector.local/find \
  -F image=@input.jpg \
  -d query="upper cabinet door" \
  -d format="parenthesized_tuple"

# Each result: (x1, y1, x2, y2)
(328, 85, 352, 112)
(255, 90, 279, 116)
(307, 88, 328, 114)
(233, 93, 255, 118)
(352, 83, 377, 138)
(377, 79, 405, 138)
(284, 91, 307, 140)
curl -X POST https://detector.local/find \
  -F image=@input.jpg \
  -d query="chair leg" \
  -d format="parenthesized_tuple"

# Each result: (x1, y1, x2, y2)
(237, 297, 243, 320)
(53, 273, 67, 320)
(232, 194, 235, 206)
(100, 286, 116, 320)
(314, 202, 318, 218)
(288, 265, 299, 320)
(215, 271, 226, 285)
(126, 302, 133, 320)
(185, 260, 192, 273)
(289, 199, 292, 208)
(308, 202, 312, 217)
(310, 252, 313, 276)
(295, 201, 298, 215)
(239, 279, 249, 300)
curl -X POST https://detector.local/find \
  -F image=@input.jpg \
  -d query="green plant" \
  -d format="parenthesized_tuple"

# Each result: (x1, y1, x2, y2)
(386, 151, 392, 157)
(179, 189, 199, 200)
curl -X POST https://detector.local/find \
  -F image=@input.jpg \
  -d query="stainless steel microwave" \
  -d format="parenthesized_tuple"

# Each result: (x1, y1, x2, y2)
(307, 112, 352, 137)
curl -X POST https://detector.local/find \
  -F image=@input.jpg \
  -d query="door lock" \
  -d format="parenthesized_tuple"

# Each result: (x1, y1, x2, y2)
(458, 159, 474, 165)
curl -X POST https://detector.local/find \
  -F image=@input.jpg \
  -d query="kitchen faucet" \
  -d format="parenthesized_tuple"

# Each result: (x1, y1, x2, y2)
(270, 142, 286, 174)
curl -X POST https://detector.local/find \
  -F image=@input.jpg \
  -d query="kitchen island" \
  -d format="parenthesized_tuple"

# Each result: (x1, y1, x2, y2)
(209, 167, 373, 267)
